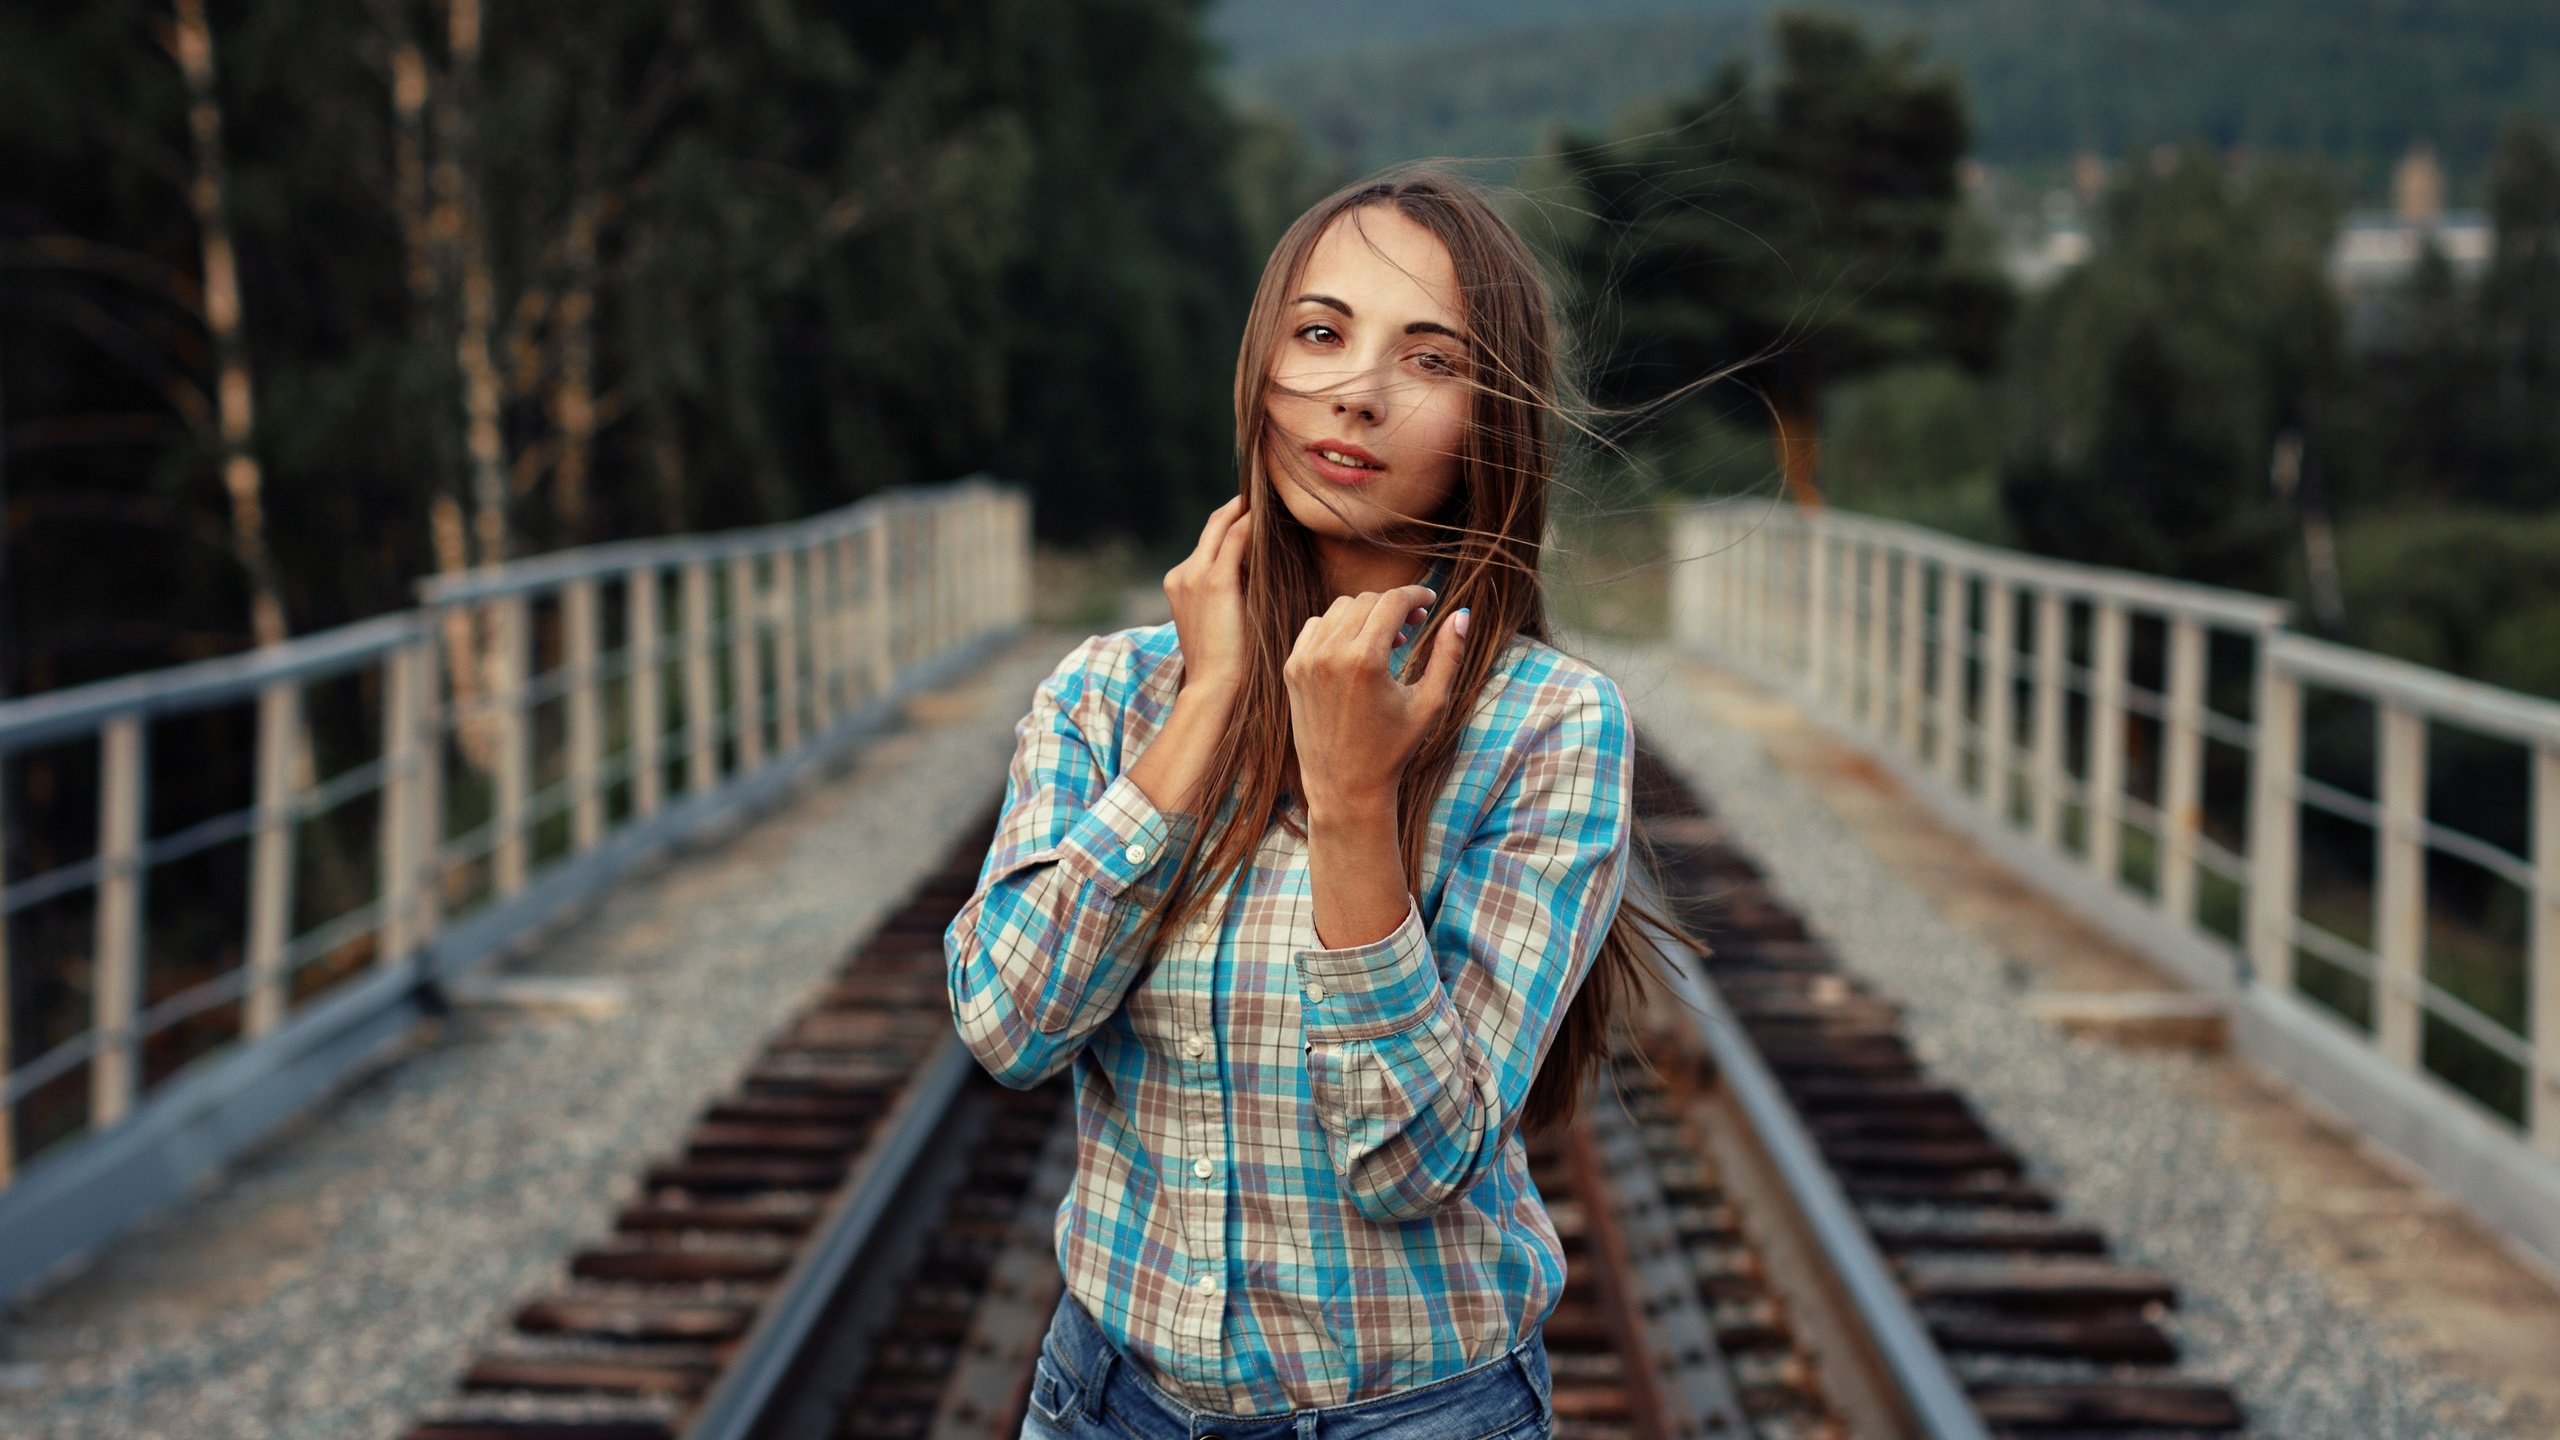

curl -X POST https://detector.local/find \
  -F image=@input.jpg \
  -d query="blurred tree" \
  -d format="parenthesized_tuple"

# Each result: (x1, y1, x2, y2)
(989, 0, 1259, 543)
(1998, 144, 2350, 594)
(0, 0, 1258, 697)
(2360, 236, 2493, 510)
(2335, 508, 2560, 700)
(1555, 10, 2012, 505)
(2477, 115, 2560, 507)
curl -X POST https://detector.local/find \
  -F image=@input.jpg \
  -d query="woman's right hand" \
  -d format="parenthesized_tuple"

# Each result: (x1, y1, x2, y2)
(1162, 494, 1252, 696)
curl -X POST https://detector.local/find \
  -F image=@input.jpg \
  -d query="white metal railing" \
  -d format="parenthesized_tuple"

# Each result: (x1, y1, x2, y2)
(1671, 501, 2560, 1262)
(0, 479, 1027, 1226)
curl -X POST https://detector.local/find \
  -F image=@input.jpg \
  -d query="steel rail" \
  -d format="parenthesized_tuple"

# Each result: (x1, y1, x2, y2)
(683, 1035, 980, 1440)
(1634, 874, 1995, 1440)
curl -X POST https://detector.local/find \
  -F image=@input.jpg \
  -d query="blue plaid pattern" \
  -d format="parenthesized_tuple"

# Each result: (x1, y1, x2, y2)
(944, 595, 1631, 1416)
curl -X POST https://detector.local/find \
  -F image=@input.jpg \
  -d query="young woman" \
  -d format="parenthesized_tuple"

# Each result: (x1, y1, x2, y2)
(943, 165, 1700, 1439)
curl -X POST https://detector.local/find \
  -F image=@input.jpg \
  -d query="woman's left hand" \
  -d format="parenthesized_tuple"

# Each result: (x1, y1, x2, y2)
(1284, 584, 1471, 819)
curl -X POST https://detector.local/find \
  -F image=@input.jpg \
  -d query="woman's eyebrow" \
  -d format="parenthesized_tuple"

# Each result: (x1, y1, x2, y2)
(1292, 293, 1465, 341)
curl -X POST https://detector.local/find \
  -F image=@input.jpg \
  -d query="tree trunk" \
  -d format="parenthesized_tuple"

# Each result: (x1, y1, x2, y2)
(549, 197, 604, 541)
(437, 0, 509, 569)
(372, 0, 492, 764)
(1769, 380, 1826, 509)
(167, 0, 288, 647)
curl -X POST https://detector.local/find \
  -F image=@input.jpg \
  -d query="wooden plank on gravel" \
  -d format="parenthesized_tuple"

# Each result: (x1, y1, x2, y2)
(1925, 1313, 2178, 1363)
(1906, 1263, 2177, 1310)
(1970, 1381, 2244, 1430)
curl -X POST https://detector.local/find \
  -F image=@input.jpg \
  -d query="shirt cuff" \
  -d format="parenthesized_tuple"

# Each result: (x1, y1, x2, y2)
(1056, 771, 1195, 900)
(1296, 895, 1439, 1043)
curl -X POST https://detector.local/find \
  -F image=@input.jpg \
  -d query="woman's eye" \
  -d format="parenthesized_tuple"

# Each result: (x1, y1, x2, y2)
(1414, 351, 1453, 374)
(1296, 323, 1338, 345)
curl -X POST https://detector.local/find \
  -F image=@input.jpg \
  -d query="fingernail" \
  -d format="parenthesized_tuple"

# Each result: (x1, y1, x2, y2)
(1453, 608, 1471, 637)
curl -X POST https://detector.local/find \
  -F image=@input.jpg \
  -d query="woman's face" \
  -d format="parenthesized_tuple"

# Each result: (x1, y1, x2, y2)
(1263, 205, 1470, 548)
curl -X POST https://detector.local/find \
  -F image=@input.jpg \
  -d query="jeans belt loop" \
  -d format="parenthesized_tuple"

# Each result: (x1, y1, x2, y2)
(1295, 1410, 1322, 1439)
(1078, 1340, 1116, 1422)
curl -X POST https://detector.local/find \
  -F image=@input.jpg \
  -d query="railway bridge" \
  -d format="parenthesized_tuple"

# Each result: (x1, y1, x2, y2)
(1, 481, 2555, 1440)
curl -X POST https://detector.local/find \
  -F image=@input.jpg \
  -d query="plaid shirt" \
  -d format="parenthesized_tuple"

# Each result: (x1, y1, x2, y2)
(942, 598, 1632, 1415)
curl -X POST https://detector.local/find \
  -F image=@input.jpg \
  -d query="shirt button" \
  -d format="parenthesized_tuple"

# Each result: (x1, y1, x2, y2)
(1192, 1156, 1214, 1178)
(1182, 1034, 1207, 1058)
(1187, 920, 1213, 942)
(1194, 1274, 1217, 1295)
(1124, 841, 1147, 863)
(1304, 982, 1327, 1005)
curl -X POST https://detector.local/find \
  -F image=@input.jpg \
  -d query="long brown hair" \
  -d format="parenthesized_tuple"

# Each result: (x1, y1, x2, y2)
(1138, 163, 1710, 1135)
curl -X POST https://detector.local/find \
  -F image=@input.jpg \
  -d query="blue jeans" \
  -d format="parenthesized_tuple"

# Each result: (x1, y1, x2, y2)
(1018, 1289, 1553, 1440)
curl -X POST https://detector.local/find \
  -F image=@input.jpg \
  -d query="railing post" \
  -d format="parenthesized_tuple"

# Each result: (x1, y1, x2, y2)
(1014, 487, 1035, 626)
(2374, 704, 2428, 1067)
(1933, 565, 1964, 783)
(490, 594, 530, 898)
(243, 678, 301, 1036)
(2246, 662, 2302, 1000)
(913, 503, 932, 662)
(2031, 588, 2067, 847)
(2158, 616, 2206, 924)
(1741, 520, 1763, 667)
(1669, 510, 1703, 645)
(629, 568, 665, 818)
(682, 560, 718, 793)
(378, 638, 428, 970)
(1980, 578, 2014, 812)
(565, 577, 603, 853)
(1806, 524, 1831, 708)
(962, 492, 986, 640)
(1896, 552, 1926, 756)
(415, 620, 448, 945)
(808, 541, 839, 734)
(1862, 541, 1889, 734)
(849, 527, 880, 707)
(92, 714, 146, 1130)
(728, 553, 764, 773)
(868, 512, 895, 694)
(2087, 601, 2129, 885)
(772, 548, 802, 754)
(2532, 743, 2558, 1157)
(935, 501, 955, 654)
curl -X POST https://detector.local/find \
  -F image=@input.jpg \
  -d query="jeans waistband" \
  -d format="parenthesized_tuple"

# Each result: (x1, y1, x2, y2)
(1035, 1288, 1551, 1439)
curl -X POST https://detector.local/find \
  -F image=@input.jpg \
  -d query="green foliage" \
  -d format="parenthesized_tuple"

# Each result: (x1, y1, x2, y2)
(2334, 507, 2560, 699)
(1224, 0, 2560, 198)
(1549, 11, 2012, 495)
(0, 0, 1271, 692)
(2476, 118, 2560, 505)
(1997, 145, 2350, 593)
(1821, 361, 2010, 541)
(991, 0, 1261, 542)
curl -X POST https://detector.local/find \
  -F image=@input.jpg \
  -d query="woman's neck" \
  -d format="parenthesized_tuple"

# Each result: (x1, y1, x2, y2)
(1314, 536, 1431, 601)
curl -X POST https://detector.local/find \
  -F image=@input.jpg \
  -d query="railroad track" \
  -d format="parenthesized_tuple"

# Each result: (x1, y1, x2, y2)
(404, 731, 2244, 1440)
(1629, 746, 2247, 1439)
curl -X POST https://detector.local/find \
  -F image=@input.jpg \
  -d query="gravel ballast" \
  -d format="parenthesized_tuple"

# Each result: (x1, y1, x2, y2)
(0, 632, 1078, 1440)
(1586, 638, 2530, 1440)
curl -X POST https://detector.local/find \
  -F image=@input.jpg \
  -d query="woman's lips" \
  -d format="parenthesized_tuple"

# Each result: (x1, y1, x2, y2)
(1306, 443, 1385, 486)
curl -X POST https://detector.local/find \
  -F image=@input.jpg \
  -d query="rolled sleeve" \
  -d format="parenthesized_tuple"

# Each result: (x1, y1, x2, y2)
(945, 634, 1201, 1086)
(1058, 771, 1191, 901)
(1295, 671, 1632, 1223)
(1296, 897, 1440, 1044)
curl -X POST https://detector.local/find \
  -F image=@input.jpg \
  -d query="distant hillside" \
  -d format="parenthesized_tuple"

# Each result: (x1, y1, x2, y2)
(1214, 0, 2560, 200)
